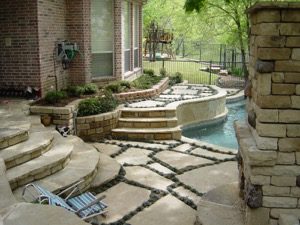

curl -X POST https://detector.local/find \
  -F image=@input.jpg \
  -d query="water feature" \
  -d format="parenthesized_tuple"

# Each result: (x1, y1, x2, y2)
(182, 100, 246, 150)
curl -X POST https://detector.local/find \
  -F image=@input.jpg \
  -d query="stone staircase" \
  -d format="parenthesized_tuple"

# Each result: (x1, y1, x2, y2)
(0, 115, 100, 201)
(112, 107, 181, 140)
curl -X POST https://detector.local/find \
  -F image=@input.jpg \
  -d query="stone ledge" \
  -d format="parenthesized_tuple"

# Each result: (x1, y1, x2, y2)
(235, 121, 278, 166)
(114, 77, 169, 101)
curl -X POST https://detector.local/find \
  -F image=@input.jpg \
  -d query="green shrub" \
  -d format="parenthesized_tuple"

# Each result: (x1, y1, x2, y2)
(66, 86, 84, 97)
(77, 92, 118, 117)
(77, 98, 101, 117)
(82, 83, 98, 95)
(119, 80, 131, 89)
(160, 68, 167, 77)
(132, 74, 162, 89)
(105, 83, 122, 93)
(105, 81, 131, 94)
(169, 72, 183, 86)
(143, 69, 155, 76)
(44, 91, 67, 104)
(98, 91, 118, 113)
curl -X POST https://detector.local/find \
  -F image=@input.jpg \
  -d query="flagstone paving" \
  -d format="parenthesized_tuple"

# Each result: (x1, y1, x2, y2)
(176, 161, 238, 193)
(96, 182, 151, 224)
(128, 195, 196, 225)
(148, 163, 175, 175)
(125, 166, 173, 191)
(93, 143, 122, 156)
(191, 147, 236, 161)
(89, 139, 238, 225)
(154, 150, 214, 171)
(115, 148, 153, 165)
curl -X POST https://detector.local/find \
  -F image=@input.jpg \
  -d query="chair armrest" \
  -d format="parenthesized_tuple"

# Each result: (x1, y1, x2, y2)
(76, 195, 106, 214)
(22, 183, 40, 202)
(57, 180, 84, 198)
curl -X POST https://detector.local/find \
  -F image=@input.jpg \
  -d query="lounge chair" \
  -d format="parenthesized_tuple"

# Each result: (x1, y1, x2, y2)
(22, 180, 108, 224)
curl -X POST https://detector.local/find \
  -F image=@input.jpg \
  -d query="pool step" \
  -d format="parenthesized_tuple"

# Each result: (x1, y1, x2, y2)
(121, 108, 176, 118)
(0, 131, 54, 169)
(118, 117, 178, 129)
(112, 127, 181, 140)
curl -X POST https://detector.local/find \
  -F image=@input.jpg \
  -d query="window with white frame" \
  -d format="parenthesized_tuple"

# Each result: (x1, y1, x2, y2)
(134, 4, 140, 68)
(91, 0, 114, 77)
(123, 1, 131, 73)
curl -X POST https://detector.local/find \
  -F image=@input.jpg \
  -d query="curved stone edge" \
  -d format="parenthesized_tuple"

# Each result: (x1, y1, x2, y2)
(114, 77, 169, 102)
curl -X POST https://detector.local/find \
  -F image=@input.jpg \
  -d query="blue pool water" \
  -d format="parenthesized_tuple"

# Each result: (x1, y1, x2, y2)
(182, 100, 246, 150)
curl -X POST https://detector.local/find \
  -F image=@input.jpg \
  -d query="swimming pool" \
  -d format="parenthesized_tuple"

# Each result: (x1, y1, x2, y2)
(182, 100, 246, 150)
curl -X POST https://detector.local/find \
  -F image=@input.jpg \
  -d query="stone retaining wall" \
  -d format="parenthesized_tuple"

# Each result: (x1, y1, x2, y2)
(235, 3, 300, 225)
(114, 77, 169, 102)
(76, 109, 121, 142)
(30, 100, 79, 130)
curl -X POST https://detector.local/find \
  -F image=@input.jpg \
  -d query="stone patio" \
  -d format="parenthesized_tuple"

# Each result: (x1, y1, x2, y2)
(91, 139, 238, 225)
(0, 95, 241, 225)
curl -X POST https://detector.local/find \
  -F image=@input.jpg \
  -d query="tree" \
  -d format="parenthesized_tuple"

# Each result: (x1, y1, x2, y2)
(184, 0, 257, 78)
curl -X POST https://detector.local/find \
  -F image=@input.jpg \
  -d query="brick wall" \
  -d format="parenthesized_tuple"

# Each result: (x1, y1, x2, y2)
(66, 0, 91, 86)
(0, 0, 144, 96)
(235, 2, 300, 225)
(0, 0, 40, 92)
(38, 0, 69, 94)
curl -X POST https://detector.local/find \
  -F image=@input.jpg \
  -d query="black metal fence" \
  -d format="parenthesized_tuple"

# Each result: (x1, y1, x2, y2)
(143, 42, 247, 88)
(143, 59, 245, 88)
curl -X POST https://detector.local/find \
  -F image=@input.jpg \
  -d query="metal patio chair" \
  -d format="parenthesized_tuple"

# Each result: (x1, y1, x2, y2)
(22, 180, 108, 224)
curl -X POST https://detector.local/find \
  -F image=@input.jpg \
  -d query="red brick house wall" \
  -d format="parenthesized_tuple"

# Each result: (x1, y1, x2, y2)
(38, 0, 69, 94)
(0, 0, 40, 92)
(0, 0, 144, 96)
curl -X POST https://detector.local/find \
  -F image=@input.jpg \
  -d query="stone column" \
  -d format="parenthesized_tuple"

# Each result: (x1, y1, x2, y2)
(235, 2, 300, 225)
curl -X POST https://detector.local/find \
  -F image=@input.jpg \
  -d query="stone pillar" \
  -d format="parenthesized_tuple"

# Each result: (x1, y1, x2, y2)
(235, 2, 300, 225)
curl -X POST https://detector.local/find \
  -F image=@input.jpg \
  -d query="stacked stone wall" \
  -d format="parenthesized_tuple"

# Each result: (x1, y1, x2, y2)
(236, 3, 300, 225)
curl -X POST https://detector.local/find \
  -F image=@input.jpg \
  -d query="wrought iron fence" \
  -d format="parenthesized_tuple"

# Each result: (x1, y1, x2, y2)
(143, 59, 246, 88)
(143, 42, 248, 88)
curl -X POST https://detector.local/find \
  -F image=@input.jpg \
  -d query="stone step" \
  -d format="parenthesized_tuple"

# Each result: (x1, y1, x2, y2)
(0, 121, 31, 150)
(195, 199, 244, 225)
(118, 117, 178, 129)
(0, 131, 54, 169)
(121, 108, 176, 118)
(112, 127, 181, 140)
(13, 136, 100, 200)
(90, 153, 121, 190)
(6, 132, 74, 190)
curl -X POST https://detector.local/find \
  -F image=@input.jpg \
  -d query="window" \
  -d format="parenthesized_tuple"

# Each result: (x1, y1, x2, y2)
(134, 4, 140, 68)
(123, 1, 131, 73)
(91, 0, 114, 77)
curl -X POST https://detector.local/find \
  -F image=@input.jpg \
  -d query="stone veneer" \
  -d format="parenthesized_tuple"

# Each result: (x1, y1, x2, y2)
(76, 109, 121, 142)
(235, 2, 300, 225)
(30, 100, 80, 130)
